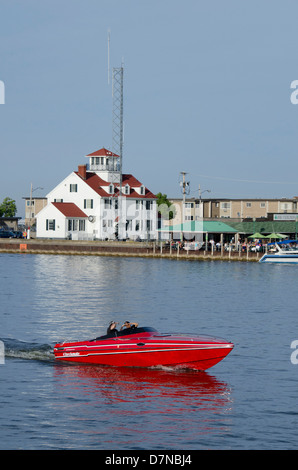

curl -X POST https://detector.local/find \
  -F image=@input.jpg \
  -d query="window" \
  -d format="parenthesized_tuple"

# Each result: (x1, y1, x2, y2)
(70, 184, 77, 192)
(260, 202, 266, 208)
(125, 184, 130, 195)
(84, 199, 93, 209)
(126, 220, 132, 231)
(185, 203, 194, 208)
(280, 202, 291, 212)
(102, 219, 113, 231)
(79, 220, 85, 231)
(140, 185, 145, 195)
(246, 202, 252, 208)
(46, 219, 55, 231)
(146, 220, 152, 231)
(104, 198, 112, 209)
(221, 202, 230, 209)
(185, 215, 193, 220)
(135, 220, 140, 231)
(109, 184, 114, 194)
(146, 200, 152, 210)
(68, 219, 85, 231)
(54, 199, 63, 203)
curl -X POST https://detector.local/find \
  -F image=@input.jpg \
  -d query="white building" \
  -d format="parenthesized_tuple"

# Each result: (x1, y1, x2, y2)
(36, 148, 157, 240)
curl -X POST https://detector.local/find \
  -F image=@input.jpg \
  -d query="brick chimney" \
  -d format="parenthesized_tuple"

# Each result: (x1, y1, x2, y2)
(78, 164, 86, 180)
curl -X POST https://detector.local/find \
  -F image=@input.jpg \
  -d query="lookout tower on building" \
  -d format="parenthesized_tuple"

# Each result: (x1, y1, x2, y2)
(86, 148, 121, 183)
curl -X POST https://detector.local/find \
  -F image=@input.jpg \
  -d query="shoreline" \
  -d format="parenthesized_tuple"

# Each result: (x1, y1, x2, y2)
(0, 239, 261, 262)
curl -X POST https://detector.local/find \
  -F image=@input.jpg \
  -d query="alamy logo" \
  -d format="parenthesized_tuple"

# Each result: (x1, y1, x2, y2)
(0, 340, 4, 364)
(290, 80, 298, 104)
(0, 80, 5, 104)
(290, 340, 298, 364)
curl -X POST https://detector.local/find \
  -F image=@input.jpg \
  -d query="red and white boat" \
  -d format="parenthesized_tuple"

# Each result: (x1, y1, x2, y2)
(53, 327, 233, 371)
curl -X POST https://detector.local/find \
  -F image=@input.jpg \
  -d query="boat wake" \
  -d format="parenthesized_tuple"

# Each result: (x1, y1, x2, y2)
(1, 338, 54, 362)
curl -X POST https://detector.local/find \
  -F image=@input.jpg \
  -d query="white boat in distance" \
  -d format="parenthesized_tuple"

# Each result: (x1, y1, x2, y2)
(259, 240, 298, 263)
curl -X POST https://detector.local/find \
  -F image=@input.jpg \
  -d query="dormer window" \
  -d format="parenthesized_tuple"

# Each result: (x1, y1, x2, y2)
(140, 185, 145, 195)
(124, 184, 130, 195)
(109, 184, 114, 194)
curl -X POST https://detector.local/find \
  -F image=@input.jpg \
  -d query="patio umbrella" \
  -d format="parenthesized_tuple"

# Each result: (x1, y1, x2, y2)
(248, 232, 265, 238)
(265, 233, 286, 239)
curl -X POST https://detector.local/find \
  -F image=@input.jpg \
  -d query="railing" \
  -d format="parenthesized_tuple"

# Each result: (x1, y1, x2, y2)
(88, 163, 120, 172)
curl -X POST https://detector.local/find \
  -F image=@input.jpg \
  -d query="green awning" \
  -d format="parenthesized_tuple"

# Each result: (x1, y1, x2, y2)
(159, 220, 236, 233)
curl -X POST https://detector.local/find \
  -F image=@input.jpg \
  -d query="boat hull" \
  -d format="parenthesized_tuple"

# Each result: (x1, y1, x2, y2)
(54, 330, 234, 371)
(259, 254, 298, 263)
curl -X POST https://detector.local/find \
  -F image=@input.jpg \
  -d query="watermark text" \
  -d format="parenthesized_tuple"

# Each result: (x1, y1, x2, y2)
(290, 340, 298, 364)
(0, 80, 5, 104)
(0, 340, 4, 364)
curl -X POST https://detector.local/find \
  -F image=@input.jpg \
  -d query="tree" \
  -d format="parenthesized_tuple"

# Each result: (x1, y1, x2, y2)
(0, 197, 17, 217)
(156, 192, 175, 220)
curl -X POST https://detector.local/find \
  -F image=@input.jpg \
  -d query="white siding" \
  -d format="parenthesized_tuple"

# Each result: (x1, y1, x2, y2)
(37, 171, 157, 240)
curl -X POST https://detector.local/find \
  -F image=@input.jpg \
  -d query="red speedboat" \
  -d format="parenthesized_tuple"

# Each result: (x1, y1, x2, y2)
(53, 327, 233, 371)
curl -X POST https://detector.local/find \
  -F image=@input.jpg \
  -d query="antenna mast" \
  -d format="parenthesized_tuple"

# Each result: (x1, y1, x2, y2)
(112, 66, 124, 186)
(112, 66, 124, 239)
(107, 29, 111, 85)
(107, 30, 124, 239)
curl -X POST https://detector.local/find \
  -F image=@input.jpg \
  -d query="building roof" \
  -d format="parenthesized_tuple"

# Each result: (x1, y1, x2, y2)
(52, 202, 88, 218)
(75, 171, 156, 199)
(228, 220, 298, 234)
(159, 220, 237, 233)
(86, 147, 119, 158)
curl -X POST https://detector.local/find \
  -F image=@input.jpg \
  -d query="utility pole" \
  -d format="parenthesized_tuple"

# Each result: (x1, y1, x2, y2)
(179, 172, 189, 241)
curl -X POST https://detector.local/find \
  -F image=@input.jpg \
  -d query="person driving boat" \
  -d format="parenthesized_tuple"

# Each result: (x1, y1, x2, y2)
(120, 321, 139, 331)
(107, 321, 118, 335)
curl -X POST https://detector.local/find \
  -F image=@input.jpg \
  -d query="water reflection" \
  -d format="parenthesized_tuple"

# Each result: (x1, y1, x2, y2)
(32, 255, 173, 341)
(53, 363, 233, 448)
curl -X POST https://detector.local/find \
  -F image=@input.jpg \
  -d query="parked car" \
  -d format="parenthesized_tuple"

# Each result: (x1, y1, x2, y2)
(12, 231, 25, 238)
(0, 231, 15, 238)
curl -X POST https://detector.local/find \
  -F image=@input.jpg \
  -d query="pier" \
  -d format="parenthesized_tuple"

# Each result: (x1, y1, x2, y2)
(0, 239, 261, 261)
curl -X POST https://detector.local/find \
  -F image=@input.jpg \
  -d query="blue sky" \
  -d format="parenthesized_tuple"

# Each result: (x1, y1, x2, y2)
(1, 0, 298, 216)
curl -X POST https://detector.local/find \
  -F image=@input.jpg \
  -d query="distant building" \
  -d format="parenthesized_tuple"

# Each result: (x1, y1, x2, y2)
(36, 148, 157, 240)
(23, 197, 47, 229)
(166, 197, 298, 225)
(0, 217, 21, 231)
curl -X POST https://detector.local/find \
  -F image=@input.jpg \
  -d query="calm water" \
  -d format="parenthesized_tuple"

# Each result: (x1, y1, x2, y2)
(1, 253, 298, 450)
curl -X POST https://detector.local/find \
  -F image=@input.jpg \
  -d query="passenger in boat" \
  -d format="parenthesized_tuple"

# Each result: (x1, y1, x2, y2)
(120, 321, 139, 331)
(107, 321, 119, 336)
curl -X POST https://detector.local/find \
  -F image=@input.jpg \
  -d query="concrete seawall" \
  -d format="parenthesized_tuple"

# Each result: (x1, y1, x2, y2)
(0, 239, 261, 261)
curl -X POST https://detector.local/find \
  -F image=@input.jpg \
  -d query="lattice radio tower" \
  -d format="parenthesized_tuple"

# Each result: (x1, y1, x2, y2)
(112, 66, 124, 191)
(108, 30, 125, 238)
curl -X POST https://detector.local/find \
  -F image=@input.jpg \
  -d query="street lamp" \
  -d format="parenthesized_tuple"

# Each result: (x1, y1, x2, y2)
(198, 185, 211, 217)
(28, 183, 43, 239)
(197, 185, 211, 250)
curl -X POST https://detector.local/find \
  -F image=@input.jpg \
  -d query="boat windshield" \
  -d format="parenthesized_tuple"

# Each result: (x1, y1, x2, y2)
(268, 240, 298, 252)
(277, 240, 298, 251)
(280, 244, 298, 251)
(92, 327, 158, 341)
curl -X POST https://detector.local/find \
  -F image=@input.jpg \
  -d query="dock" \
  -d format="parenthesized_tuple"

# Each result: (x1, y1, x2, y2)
(0, 239, 261, 261)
